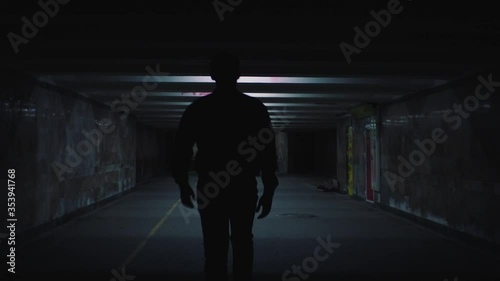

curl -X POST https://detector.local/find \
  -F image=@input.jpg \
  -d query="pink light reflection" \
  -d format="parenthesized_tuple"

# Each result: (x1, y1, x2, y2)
(181, 92, 211, 96)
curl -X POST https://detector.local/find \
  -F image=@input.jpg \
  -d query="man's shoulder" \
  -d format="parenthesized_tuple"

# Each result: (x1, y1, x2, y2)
(187, 92, 267, 114)
(193, 92, 264, 104)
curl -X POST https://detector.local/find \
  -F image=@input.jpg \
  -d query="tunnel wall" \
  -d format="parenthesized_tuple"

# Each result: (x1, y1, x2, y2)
(275, 131, 288, 173)
(337, 115, 372, 198)
(379, 69, 500, 245)
(351, 117, 372, 199)
(1, 66, 137, 232)
(336, 116, 351, 193)
(1, 67, 38, 232)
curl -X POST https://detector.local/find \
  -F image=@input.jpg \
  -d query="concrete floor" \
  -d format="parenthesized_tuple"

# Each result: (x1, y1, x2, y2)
(17, 174, 500, 281)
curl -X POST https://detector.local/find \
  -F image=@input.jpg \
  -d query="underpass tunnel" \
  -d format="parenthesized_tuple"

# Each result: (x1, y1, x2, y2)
(1, 1, 499, 280)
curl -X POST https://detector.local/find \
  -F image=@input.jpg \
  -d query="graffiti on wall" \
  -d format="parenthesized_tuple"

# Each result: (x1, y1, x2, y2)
(347, 126, 354, 196)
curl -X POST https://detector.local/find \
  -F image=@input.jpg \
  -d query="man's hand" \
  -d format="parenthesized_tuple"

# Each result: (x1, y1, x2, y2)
(256, 192, 274, 219)
(180, 185, 195, 208)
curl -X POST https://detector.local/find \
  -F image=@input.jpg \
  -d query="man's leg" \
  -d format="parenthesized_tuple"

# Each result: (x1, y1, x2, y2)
(229, 184, 258, 281)
(198, 187, 230, 281)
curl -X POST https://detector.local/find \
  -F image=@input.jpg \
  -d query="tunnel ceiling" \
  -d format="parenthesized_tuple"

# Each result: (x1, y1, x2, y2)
(2, 0, 499, 130)
(34, 73, 449, 130)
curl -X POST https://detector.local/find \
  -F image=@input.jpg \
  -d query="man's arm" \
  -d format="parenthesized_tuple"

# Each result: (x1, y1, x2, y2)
(259, 105, 279, 195)
(255, 104, 279, 219)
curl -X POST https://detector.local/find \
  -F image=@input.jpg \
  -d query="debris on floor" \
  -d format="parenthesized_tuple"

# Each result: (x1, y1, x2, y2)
(316, 178, 339, 192)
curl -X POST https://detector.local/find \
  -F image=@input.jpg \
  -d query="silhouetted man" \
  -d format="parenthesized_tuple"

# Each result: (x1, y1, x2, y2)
(172, 52, 279, 281)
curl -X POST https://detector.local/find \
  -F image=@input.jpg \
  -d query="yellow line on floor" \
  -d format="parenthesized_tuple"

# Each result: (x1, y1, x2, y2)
(119, 199, 181, 269)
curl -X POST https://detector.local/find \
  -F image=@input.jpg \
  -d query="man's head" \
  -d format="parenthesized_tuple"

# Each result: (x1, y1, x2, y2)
(210, 52, 240, 83)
